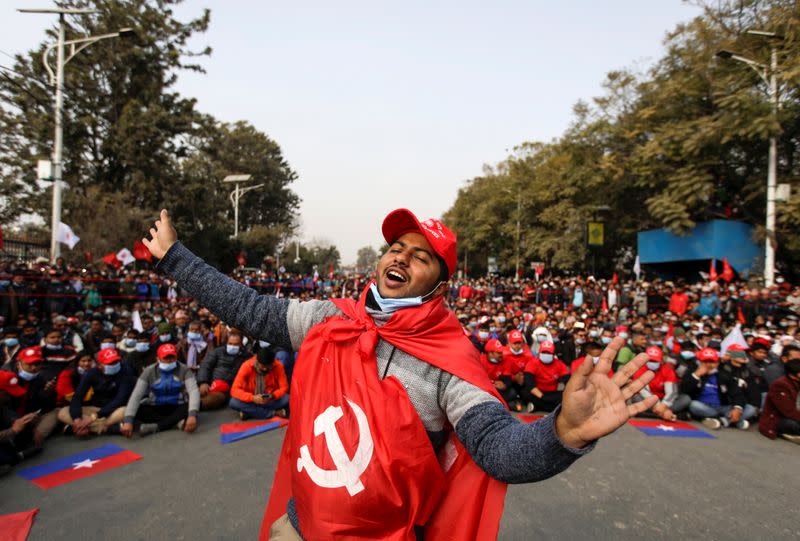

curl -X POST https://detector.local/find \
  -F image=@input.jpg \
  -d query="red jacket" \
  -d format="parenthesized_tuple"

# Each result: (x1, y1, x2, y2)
(669, 292, 689, 315)
(759, 376, 800, 439)
(231, 357, 288, 403)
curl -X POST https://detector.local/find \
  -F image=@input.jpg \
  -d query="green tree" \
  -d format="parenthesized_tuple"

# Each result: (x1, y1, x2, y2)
(355, 246, 378, 272)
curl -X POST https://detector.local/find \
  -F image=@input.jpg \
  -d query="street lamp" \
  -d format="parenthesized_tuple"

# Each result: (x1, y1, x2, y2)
(715, 29, 782, 286)
(19, 7, 137, 263)
(223, 174, 264, 237)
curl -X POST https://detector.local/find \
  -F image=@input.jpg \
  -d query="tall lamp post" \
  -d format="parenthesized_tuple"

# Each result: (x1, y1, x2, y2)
(716, 30, 782, 286)
(19, 7, 136, 263)
(223, 174, 263, 237)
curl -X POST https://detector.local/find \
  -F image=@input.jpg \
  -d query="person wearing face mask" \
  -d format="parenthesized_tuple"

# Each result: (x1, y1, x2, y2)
(629, 347, 685, 421)
(144, 208, 659, 540)
(480, 339, 514, 403)
(1, 328, 21, 365)
(0, 371, 41, 473)
(117, 329, 139, 355)
(120, 343, 199, 437)
(39, 328, 77, 382)
(4, 347, 58, 451)
(758, 359, 800, 443)
(197, 331, 250, 410)
(681, 347, 754, 430)
(230, 345, 290, 420)
(82, 316, 108, 355)
(127, 332, 157, 375)
(614, 331, 648, 371)
(58, 348, 135, 437)
(153, 322, 178, 347)
(522, 341, 569, 413)
(500, 330, 535, 411)
(55, 352, 95, 407)
(177, 320, 211, 373)
(571, 342, 613, 378)
(469, 321, 493, 354)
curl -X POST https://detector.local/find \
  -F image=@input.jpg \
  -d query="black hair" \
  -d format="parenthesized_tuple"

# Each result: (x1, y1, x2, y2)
(781, 344, 800, 359)
(256, 345, 278, 365)
(786, 359, 800, 377)
(435, 255, 449, 284)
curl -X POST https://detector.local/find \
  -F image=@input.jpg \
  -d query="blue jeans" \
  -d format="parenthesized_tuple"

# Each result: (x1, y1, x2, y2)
(689, 400, 757, 428)
(229, 395, 289, 419)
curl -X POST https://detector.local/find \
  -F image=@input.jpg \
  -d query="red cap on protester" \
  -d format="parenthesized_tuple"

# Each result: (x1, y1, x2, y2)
(646, 346, 663, 362)
(0, 371, 27, 397)
(381, 209, 457, 276)
(539, 340, 555, 354)
(727, 343, 749, 352)
(157, 343, 178, 360)
(753, 338, 771, 348)
(697, 347, 720, 363)
(484, 339, 503, 353)
(97, 347, 122, 365)
(508, 330, 524, 344)
(18, 347, 43, 364)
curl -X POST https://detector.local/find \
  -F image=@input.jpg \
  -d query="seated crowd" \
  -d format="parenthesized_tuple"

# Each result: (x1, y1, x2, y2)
(0, 261, 798, 478)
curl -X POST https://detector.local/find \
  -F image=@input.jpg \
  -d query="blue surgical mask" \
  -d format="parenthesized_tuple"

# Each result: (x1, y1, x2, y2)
(158, 361, 176, 371)
(601, 336, 612, 345)
(646, 361, 661, 371)
(124, 338, 136, 347)
(135, 342, 150, 352)
(77, 366, 88, 375)
(18, 369, 38, 381)
(498, 317, 506, 324)
(159, 334, 172, 342)
(540, 353, 554, 364)
(680, 351, 695, 360)
(4, 338, 18, 347)
(591, 356, 600, 365)
(187, 332, 202, 341)
(589, 331, 600, 338)
(478, 331, 489, 340)
(369, 283, 424, 314)
(45, 343, 61, 350)
(103, 362, 122, 376)
(100, 343, 115, 350)
(259, 340, 270, 348)
(226, 345, 240, 355)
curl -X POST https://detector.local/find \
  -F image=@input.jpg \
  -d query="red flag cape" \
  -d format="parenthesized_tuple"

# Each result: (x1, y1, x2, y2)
(261, 283, 507, 540)
(101, 252, 121, 269)
(709, 259, 718, 282)
(0, 508, 38, 541)
(612, 272, 618, 285)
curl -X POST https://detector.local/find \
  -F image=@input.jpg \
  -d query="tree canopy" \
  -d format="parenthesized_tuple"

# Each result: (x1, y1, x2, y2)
(444, 0, 800, 279)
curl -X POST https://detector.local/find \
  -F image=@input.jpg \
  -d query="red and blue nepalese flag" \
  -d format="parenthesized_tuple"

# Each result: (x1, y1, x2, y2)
(219, 418, 288, 444)
(17, 444, 142, 489)
(628, 419, 716, 439)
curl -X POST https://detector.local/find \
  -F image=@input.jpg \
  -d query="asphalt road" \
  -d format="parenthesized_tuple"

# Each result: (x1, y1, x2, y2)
(1, 410, 798, 541)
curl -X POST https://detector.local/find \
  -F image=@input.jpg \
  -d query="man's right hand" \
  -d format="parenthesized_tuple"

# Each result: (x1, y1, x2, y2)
(252, 394, 267, 405)
(199, 383, 210, 397)
(142, 209, 178, 260)
(120, 423, 134, 439)
(11, 413, 37, 434)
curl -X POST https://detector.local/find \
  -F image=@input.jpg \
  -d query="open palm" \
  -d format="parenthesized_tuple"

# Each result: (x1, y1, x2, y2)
(556, 337, 658, 448)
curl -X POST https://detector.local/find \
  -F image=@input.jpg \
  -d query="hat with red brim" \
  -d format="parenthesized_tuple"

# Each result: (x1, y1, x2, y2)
(382, 209, 457, 276)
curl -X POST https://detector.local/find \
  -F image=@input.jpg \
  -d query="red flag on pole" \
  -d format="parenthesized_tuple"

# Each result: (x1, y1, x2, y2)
(709, 259, 718, 282)
(133, 240, 153, 263)
(0, 508, 38, 541)
(84, 251, 93, 263)
(236, 252, 246, 267)
(328, 263, 334, 279)
(612, 272, 618, 285)
(737, 307, 747, 325)
(602, 297, 608, 312)
(101, 252, 122, 270)
(722, 257, 734, 282)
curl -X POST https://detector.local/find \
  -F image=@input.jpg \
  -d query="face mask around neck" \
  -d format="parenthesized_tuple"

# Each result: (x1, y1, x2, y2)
(369, 282, 442, 314)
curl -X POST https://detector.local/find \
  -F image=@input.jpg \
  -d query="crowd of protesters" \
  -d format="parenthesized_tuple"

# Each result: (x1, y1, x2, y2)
(0, 256, 799, 477)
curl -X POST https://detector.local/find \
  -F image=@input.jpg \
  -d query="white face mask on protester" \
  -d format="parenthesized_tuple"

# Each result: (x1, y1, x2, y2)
(539, 353, 554, 364)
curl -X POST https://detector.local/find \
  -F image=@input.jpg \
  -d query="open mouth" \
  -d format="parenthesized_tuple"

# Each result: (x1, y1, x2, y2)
(385, 269, 408, 286)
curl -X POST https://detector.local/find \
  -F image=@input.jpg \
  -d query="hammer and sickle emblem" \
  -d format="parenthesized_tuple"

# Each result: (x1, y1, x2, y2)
(296, 398, 374, 496)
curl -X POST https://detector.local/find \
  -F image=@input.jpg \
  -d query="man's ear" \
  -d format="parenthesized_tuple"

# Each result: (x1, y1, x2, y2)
(434, 281, 449, 298)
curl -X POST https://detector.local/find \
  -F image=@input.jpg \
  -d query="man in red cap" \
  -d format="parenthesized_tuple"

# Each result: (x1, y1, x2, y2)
(521, 340, 569, 413)
(57, 347, 135, 437)
(480, 339, 511, 401)
(121, 342, 200, 437)
(500, 329, 535, 411)
(0, 370, 39, 473)
(629, 346, 684, 421)
(143, 208, 657, 540)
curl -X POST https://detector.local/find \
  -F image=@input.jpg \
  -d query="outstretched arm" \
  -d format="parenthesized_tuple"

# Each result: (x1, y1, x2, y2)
(143, 210, 292, 349)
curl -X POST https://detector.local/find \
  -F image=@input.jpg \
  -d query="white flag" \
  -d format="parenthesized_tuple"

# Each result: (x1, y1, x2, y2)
(720, 324, 748, 357)
(633, 255, 641, 281)
(56, 222, 80, 249)
(116, 248, 136, 267)
(132, 310, 144, 332)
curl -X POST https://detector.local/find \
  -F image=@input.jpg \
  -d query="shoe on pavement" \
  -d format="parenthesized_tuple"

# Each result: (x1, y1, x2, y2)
(275, 408, 288, 419)
(239, 411, 249, 421)
(525, 402, 535, 413)
(176, 419, 185, 431)
(737, 420, 750, 430)
(139, 423, 158, 436)
(701, 418, 722, 430)
(780, 434, 800, 445)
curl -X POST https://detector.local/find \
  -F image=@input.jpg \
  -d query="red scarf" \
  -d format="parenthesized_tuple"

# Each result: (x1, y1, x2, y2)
(261, 284, 507, 540)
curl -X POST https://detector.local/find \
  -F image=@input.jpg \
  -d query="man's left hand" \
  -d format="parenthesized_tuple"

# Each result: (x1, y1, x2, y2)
(183, 416, 197, 433)
(556, 337, 657, 449)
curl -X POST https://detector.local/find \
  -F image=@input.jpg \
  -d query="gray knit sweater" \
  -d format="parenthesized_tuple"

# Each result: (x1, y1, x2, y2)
(158, 242, 594, 529)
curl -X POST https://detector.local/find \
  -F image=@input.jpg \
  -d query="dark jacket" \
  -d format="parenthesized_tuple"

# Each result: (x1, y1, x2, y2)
(679, 363, 751, 408)
(1, 366, 56, 415)
(69, 362, 136, 420)
(197, 345, 250, 385)
(759, 376, 800, 439)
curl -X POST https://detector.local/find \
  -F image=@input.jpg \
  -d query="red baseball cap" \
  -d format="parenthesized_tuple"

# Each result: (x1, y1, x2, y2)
(18, 347, 43, 364)
(381, 209, 457, 276)
(157, 343, 178, 360)
(484, 339, 503, 353)
(697, 347, 720, 363)
(727, 343, 749, 352)
(646, 346, 663, 362)
(508, 330, 524, 344)
(539, 340, 555, 354)
(97, 348, 122, 365)
(0, 371, 26, 397)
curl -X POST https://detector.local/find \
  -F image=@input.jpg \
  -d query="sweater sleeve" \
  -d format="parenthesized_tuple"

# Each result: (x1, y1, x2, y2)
(230, 361, 253, 403)
(185, 372, 200, 417)
(455, 401, 594, 484)
(123, 377, 149, 424)
(98, 366, 135, 418)
(156, 242, 293, 349)
(69, 369, 96, 420)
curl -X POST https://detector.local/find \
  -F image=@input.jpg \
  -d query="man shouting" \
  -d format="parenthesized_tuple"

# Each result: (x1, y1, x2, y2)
(143, 208, 656, 540)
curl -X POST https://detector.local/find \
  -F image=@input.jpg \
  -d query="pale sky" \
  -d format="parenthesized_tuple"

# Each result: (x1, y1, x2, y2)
(1, 1, 703, 264)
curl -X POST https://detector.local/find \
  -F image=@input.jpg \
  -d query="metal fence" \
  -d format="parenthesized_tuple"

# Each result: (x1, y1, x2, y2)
(1, 236, 49, 262)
